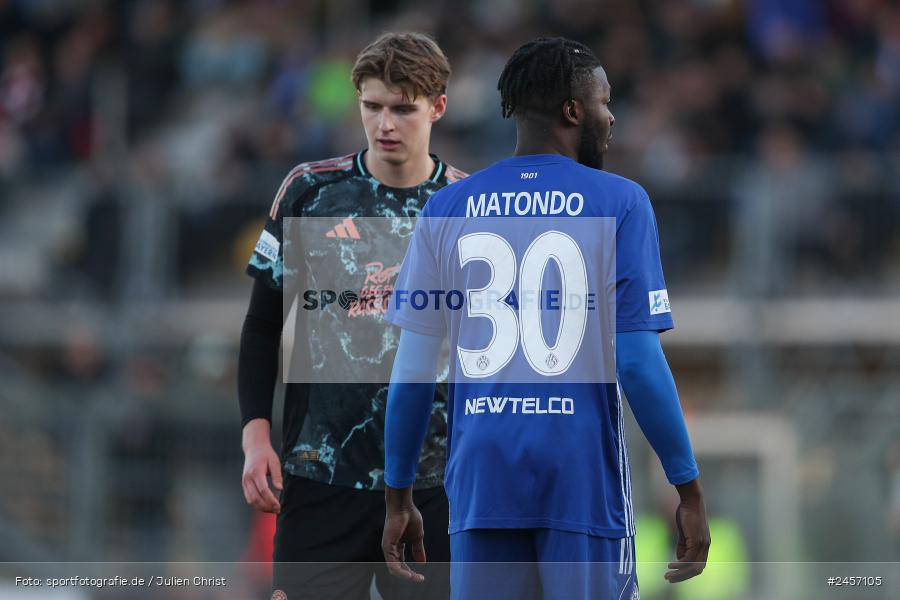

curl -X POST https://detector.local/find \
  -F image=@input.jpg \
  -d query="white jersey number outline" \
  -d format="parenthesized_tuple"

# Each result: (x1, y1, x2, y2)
(456, 231, 588, 378)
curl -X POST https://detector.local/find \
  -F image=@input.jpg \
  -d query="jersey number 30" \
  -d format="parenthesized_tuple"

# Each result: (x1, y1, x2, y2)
(457, 231, 589, 378)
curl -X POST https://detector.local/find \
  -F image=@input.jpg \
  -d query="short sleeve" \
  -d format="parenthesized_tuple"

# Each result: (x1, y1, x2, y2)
(246, 172, 305, 292)
(246, 216, 284, 291)
(385, 216, 447, 337)
(615, 189, 674, 333)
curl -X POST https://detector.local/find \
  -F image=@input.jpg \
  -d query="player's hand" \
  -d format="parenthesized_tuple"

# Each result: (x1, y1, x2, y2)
(666, 477, 710, 583)
(382, 485, 426, 583)
(241, 418, 283, 514)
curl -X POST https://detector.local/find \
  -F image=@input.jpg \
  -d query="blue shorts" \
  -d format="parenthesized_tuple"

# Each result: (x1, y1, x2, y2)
(450, 529, 638, 600)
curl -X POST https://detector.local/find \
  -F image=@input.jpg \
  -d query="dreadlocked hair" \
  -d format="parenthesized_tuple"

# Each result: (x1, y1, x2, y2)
(497, 37, 601, 119)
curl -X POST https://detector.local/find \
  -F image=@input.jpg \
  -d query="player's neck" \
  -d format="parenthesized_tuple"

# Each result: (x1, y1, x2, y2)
(364, 150, 435, 188)
(513, 127, 578, 161)
(514, 141, 577, 161)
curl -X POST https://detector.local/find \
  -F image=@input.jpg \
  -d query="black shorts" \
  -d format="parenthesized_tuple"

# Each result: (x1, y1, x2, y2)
(272, 475, 450, 600)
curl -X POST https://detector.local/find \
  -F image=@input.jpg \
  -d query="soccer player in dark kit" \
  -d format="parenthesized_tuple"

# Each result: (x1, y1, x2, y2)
(238, 32, 465, 600)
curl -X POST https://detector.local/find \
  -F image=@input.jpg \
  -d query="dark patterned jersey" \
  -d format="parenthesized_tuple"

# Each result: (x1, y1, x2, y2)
(247, 150, 467, 490)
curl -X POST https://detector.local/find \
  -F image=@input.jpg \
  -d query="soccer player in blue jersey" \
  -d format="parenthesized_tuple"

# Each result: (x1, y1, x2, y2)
(381, 38, 710, 599)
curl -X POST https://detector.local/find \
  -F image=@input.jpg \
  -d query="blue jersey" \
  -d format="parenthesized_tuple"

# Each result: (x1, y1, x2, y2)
(387, 154, 673, 537)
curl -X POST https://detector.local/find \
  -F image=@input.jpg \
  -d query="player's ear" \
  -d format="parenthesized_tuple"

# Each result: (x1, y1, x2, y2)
(562, 99, 580, 126)
(430, 94, 447, 122)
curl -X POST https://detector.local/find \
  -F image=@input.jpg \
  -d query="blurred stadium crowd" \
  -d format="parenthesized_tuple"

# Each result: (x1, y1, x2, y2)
(1, 0, 899, 587)
(2, 0, 899, 300)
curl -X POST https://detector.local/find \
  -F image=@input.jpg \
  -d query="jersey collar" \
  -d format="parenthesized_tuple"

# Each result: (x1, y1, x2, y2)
(355, 150, 445, 186)
(500, 153, 572, 166)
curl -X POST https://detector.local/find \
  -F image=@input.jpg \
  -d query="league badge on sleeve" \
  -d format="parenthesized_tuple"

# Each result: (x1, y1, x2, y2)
(254, 230, 280, 262)
(649, 289, 670, 316)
